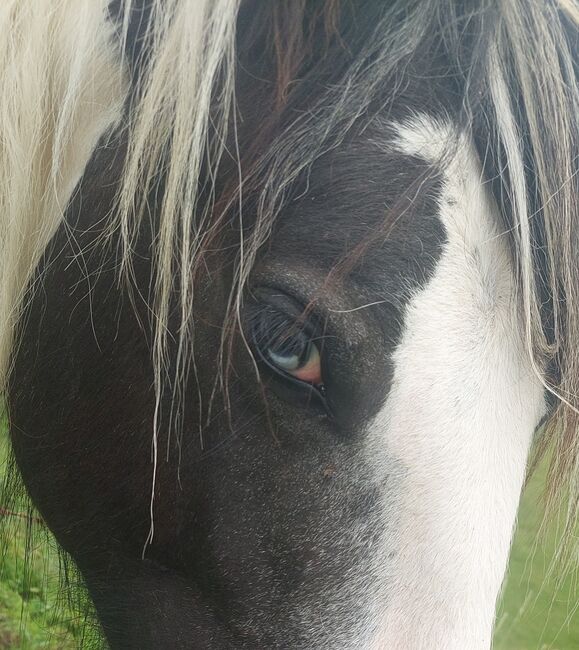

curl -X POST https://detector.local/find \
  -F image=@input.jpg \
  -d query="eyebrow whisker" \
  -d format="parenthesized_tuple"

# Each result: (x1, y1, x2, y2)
(327, 300, 390, 314)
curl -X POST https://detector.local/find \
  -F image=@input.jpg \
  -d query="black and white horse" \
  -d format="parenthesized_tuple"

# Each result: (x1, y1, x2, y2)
(1, 1, 578, 648)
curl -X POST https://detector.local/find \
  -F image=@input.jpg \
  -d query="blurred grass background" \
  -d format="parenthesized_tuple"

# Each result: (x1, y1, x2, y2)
(1, 415, 578, 648)
(494, 460, 579, 650)
(0, 421, 83, 649)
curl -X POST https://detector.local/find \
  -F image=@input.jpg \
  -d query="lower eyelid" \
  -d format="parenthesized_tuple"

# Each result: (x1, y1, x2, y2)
(292, 366, 322, 384)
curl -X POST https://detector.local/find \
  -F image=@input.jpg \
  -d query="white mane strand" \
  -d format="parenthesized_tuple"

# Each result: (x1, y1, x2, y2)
(0, 0, 126, 390)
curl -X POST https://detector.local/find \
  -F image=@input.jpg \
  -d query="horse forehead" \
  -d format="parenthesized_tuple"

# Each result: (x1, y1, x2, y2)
(263, 111, 513, 321)
(266, 119, 447, 289)
(273, 113, 506, 278)
(392, 114, 516, 299)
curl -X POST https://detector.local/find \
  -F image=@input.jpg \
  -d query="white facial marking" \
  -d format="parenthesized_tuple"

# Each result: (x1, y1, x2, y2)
(369, 116, 546, 649)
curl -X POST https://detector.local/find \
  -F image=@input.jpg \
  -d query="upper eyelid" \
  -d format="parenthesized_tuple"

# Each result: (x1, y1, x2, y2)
(250, 310, 313, 355)
(249, 300, 321, 339)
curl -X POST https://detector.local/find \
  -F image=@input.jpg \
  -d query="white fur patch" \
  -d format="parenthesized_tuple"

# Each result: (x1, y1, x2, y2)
(369, 116, 546, 649)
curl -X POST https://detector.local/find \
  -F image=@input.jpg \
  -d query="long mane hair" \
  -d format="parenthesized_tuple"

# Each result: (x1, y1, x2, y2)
(0, 0, 578, 632)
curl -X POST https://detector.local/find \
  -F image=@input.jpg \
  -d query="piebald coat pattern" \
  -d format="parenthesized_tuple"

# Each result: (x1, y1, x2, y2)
(371, 117, 546, 648)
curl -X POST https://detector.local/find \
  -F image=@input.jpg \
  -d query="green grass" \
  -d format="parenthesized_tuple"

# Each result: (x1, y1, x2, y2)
(0, 527, 78, 649)
(494, 461, 579, 650)
(0, 426, 81, 649)
(1, 413, 578, 648)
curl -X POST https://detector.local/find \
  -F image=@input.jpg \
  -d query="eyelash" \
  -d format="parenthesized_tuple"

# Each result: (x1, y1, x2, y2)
(249, 305, 326, 393)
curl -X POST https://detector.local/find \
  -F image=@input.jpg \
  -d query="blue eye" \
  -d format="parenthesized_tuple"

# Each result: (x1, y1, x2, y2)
(266, 337, 322, 382)
(251, 308, 323, 386)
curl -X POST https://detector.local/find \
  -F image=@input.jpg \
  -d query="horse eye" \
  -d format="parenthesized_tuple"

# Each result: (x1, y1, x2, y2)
(267, 337, 322, 383)
(250, 308, 323, 387)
